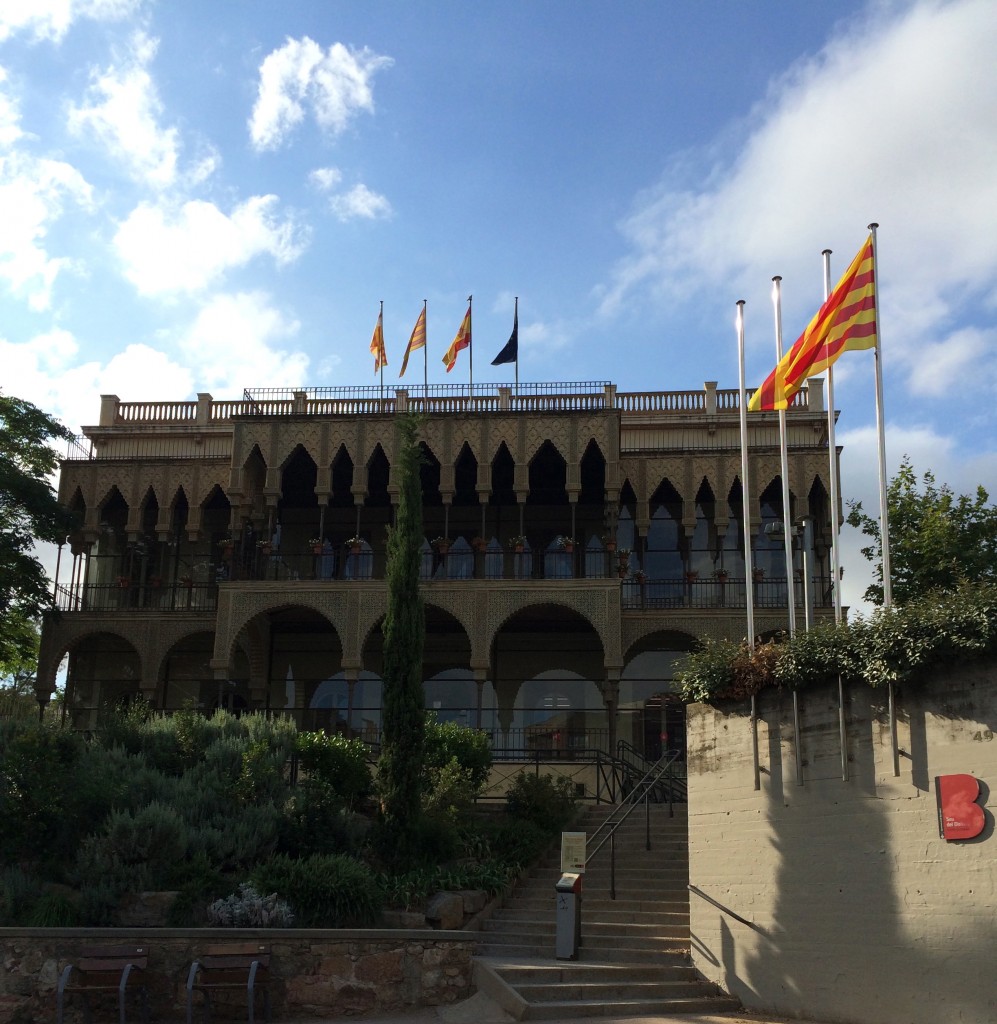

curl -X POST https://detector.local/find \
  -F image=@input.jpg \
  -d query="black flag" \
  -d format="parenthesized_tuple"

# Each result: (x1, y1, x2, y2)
(492, 299, 518, 365)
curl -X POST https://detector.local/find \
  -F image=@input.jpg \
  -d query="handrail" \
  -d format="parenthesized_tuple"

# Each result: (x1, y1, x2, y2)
(584, 750, 683, 899)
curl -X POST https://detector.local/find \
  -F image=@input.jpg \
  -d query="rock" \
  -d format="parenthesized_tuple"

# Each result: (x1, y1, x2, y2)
(425, 891, 464, 930)
(458, 889, 487, 915)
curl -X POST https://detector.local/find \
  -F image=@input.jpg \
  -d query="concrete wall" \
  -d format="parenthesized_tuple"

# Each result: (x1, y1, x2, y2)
(0, 928, 473, 1023)
(686, 658, 997, 1024)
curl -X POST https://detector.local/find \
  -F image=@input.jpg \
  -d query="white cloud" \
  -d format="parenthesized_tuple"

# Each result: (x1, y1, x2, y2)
(3, 330, 192, 434)
(67, 32, 182, 189)
(0, 67, 24, 146)
(0, 0, 142, 44)
(177, 291, 307, 394)
(903, 326, 995, 398)
(113, 195, 307, 296)
(309, 165, 342, 191)
(0, 151, 93, 309)
(248, 36, 393, 151)
(598, 0, 997, 380)
(328, 183, 391, 221)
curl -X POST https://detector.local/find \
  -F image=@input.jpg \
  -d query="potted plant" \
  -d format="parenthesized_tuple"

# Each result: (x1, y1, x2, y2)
(257, 538, 272, 555)
(116, 575, 130, 588)
(684, 569, 699, 582)
(309, 537, 324, 554)
(714, 568, 730, 581)
(509, 535, 527, 552)
(432, 536, 451, 554)
(179, 574, 193, 588)
(602, 534, 617, 552)
(632, 569, 647, 584)
(218, 535, 235, 551)
(472, 535, 488, 552)
(346, 535, 364, 553)
(554, 535, 574, 552)
(752, 567, 765, 583)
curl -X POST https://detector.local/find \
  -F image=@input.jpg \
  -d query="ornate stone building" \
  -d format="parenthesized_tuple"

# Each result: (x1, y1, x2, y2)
(38, 380, 838, 759)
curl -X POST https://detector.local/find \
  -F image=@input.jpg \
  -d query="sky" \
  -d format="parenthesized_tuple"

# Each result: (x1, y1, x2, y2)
(2, 0, 996, 613)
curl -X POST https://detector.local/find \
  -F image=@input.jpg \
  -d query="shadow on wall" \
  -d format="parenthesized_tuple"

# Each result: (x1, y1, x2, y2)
(690, 660, 997, 1024)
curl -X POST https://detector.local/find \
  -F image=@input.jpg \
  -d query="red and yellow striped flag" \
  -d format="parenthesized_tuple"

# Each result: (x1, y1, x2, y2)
(442, 302, 471, 373)
(749, 235, 877, 412)
(399, 304, 426, 378)
(369, 309, 387, 373)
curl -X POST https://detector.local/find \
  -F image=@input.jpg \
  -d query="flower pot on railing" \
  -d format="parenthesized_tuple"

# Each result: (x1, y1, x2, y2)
(258, 543, 271, 556)
(684, 570, 699, 583)
(752, 568, 765, 583)
(472, 536, 487, 552)
(116, 576, 130, 588)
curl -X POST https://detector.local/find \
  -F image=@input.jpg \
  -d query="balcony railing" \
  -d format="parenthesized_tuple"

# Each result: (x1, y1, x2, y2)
(53, 566, 832, 613)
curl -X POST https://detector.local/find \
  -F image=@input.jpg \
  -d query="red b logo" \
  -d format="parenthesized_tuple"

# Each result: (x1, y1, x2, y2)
(936, 774, 985, 841)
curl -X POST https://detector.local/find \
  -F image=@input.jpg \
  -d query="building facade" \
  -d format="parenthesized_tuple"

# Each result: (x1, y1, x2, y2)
(38, 380, 838, 760)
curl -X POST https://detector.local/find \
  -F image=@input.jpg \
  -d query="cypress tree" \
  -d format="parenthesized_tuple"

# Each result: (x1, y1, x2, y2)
(376, 414, 426, 862)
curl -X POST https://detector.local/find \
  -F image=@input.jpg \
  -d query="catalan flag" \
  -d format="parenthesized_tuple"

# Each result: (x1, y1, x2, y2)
(369, 307, 387, 373)
(749, 235, 877, 412)
(442, 301, 471, 373)
(399, 304, 426, 378)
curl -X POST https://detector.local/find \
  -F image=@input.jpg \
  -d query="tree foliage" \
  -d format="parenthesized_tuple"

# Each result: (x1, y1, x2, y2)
(376, 415, 427, 864)
(0, 392, 75, 666)
(847, 455, 997, 605)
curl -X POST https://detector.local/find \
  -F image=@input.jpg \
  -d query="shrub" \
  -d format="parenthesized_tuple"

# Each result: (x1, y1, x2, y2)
(207, 884, 294, 928)
(76, 802, 188, 894)
(251, 853, 382, 927)
(424, 719, 492, 791)
(505, 772, 577, 830)
(279, 783, 369, 858)
(294, 731, 372, 807)
(0, 866, 42, 926)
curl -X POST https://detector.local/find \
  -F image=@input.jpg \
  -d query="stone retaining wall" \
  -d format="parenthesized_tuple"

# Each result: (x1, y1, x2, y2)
(0, 928, 474, 1023)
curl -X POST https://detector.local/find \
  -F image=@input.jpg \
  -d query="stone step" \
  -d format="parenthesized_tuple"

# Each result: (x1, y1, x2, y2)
(493, 906, 689, 924)
(477, 923, 691, 945)
(498, 896, 690, 914)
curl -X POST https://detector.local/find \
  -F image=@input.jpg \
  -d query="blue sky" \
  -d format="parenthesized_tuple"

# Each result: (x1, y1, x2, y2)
(3, 0, 996, 611)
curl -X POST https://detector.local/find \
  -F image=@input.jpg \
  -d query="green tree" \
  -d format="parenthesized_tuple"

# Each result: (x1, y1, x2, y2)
(0, 392, 75, 666)
(847, 456, 997, 605)
(376, 415, 427, 864)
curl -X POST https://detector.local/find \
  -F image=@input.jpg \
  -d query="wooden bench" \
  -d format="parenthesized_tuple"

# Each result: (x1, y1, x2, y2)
(56, 945, 148, 1024)
(185, 943, 271, 1024)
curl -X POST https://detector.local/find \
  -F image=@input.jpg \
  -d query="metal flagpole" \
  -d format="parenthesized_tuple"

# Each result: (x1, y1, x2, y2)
(737, 300, 761, 791)
(868, 224, 892, 610)
(823, 249, 849, 782)
(868, 222, 900, 776)
(468, 294, 473, 394)
(772, 275, 803, 786)
(378, 300, 384, 405)
(514, 296, 519, 396)
(423, 300, 428, 398)
(771, 278, 797, 639)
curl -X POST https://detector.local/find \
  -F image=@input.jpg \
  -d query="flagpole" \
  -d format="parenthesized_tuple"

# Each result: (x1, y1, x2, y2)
(423, 299, 428, 398)
(515, 296, 520, 395)
(822, 249, 850, 783)
(773, 275, 803, 787)
(868, 223, 892, 610)
(737, 299, 761, 792)
(468, 294, 473, 394)
(771, 277, 797, 640)
(822, 251, 843, 626)
(378, 299, 384, 404)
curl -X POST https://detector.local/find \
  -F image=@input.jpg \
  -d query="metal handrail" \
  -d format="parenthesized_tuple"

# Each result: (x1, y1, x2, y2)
(584, 750, 683, 899)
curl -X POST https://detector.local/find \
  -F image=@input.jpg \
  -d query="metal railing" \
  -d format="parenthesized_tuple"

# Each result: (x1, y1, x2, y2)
(584, 750, 685, 900)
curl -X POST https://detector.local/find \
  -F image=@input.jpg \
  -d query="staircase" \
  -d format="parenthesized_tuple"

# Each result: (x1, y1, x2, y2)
(473, 801, 740, 1019)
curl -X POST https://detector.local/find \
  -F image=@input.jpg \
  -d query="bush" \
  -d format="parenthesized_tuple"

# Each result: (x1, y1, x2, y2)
(251, 853, 382, 927)
(294, 731, 372, 807)
(207, 884, 294, 928)
(76, 802, 188, 895)
(279, 782, 369, 858)
(424, 719, 492, 791)
(505, 772, 577, 830)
